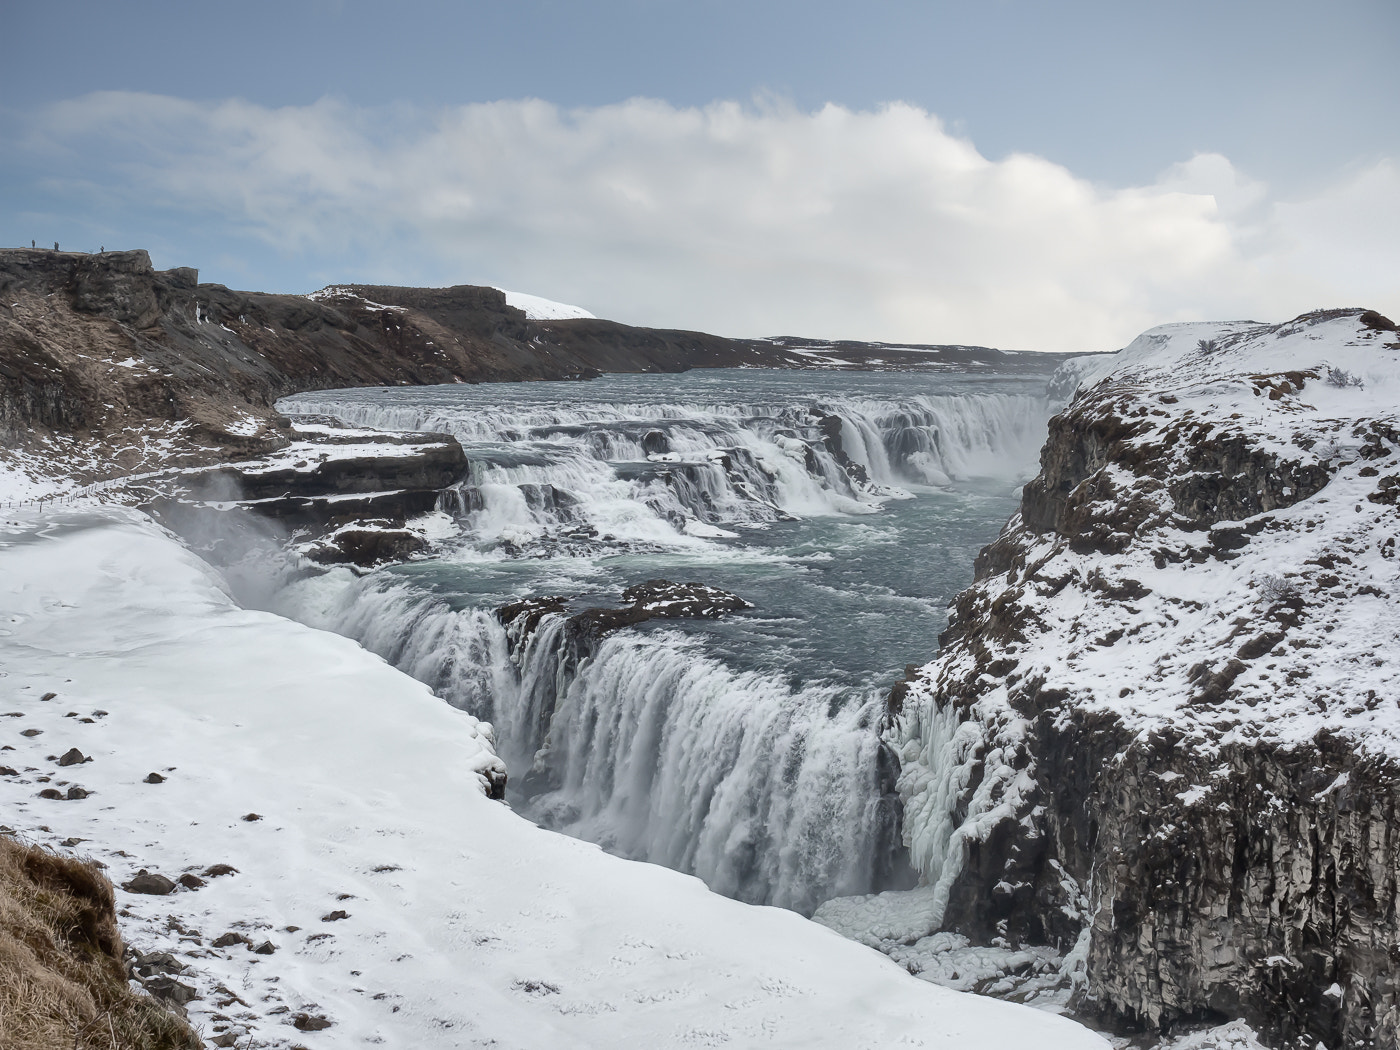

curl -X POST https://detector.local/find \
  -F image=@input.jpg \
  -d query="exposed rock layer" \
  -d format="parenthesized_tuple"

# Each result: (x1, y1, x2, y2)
(898, 310, 1400, 1048)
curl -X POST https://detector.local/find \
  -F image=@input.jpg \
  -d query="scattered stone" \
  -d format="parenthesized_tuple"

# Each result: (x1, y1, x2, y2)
(335, 893, 356, 900)
(61, 837, 85, 847)
(37, 788, 64, 800)
(131, 951, 186, 977)
(40, 692, 56, 701)
(210, 1034, 241, 1048)
(0, 766, 17, 776)
(212, 932, 250, 948)
(144, 975, 199, 1006)
(65, 785, 91, 800)
(144, 772, 166, 784)
(64, 711, 79, 718)
(241, 812, 262, 822)
(213, 983, 250, 1007)
(1, 712, 22, 717)
(371, 864, 401, 873)
(177, 873, 206, 890)
(123, 870, 177, 895)
(203, 863, 239, 878)
(285, 925, 301, 932)
(320, 910, 349, 922)
(57, 747, 89, 766)
(292, 1013, 333, 1031)
(251, 940, 277, 955)
(92, 709, 108, 717)
(20, 728, 42, 737)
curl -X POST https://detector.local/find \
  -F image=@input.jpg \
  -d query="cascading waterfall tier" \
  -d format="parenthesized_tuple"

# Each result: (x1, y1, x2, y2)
(281, 379, 1051, 548)
(275, 368, 1058, 915)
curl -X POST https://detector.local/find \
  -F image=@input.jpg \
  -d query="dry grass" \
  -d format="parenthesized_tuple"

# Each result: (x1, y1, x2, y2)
(0, 833, 201, 1050)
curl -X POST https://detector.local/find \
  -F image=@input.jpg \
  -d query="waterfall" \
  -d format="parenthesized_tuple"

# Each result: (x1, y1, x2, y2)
(280, 387, 1050, 545)
(274, 373, 1056, 916)
(277, 570, 899, 913)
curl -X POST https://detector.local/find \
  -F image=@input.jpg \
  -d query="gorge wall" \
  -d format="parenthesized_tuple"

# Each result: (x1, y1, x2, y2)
(0, 248, 811, 481)
(888, 309, 1400, 1047)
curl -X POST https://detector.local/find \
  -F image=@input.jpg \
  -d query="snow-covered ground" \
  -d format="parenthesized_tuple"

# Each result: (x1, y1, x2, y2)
(0, 508, 1108, 1049)
(495, 288, 596, 321)
(943, 311, 1400, 755)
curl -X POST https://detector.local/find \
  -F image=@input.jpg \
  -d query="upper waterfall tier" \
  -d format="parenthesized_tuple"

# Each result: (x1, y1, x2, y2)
(280, 369, 1055, 552)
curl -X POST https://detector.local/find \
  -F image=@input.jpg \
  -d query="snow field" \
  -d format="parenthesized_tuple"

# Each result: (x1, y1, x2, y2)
(0, 509, 1108, 1049)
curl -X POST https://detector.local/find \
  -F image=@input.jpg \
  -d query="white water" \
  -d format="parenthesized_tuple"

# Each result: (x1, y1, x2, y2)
(276, 369, 1057, 914)
(281, 385, 1050, 545)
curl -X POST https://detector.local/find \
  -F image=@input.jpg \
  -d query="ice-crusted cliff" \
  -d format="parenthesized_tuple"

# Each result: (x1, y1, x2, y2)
(830, 309, 1400, 1047)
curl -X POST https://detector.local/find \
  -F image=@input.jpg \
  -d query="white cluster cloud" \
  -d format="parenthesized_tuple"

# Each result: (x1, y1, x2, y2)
(38, 92, 1400, 351)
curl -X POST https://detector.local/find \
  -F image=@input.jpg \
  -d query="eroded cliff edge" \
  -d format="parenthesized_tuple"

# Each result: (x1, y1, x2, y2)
(0, 248, 811, 484)
(870, 310, 1400, 1047)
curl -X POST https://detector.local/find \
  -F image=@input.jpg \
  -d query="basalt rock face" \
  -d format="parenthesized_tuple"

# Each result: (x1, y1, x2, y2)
(0, 249, 808, 484)
(893, 311, 1400, 1048)
(144, 428, 470, 567)
(499, 579, 753, 663)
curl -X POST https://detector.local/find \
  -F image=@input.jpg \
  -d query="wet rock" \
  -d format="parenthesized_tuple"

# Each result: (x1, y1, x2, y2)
(123, 870, 176, 895)
(307, 526, 429, 568)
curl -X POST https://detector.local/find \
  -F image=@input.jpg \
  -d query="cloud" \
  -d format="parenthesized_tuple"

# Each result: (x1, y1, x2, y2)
(30, 92, 1400, 351)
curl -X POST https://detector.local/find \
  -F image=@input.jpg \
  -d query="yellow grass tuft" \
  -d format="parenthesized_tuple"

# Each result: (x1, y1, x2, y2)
(0, 832, 201, 1049)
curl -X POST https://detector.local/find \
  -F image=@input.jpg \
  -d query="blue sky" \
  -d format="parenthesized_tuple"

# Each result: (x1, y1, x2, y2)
(4, 0, 1398, 350)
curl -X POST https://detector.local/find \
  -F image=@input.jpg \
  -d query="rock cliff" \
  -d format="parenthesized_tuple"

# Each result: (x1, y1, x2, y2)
(886, 310, 1400, 1047)
(0, 248, 810, 486)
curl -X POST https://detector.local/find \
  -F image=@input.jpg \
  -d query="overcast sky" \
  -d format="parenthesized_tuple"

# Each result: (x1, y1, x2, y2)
(4, 0, 1397, 351)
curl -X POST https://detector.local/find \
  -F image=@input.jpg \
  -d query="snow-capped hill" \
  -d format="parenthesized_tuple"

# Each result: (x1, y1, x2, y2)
(495, 288, 596, 320)
(1056, 309, 1398, 409)
(878, 308, 1400, 1047)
